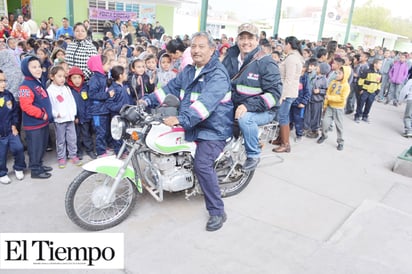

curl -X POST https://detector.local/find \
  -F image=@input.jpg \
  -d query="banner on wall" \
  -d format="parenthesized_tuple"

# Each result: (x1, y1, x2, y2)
(89, 7, 138, 21)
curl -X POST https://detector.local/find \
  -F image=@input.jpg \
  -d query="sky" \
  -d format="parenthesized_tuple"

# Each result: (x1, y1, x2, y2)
(207, 0, 408, 20)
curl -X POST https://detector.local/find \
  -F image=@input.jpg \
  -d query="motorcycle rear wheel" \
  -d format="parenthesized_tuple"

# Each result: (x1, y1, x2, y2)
(216, 140, 255, 198)
(65, 170, 137, 231)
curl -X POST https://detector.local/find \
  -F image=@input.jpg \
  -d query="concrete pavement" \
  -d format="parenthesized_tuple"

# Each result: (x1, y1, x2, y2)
(0, 101, 411, 274)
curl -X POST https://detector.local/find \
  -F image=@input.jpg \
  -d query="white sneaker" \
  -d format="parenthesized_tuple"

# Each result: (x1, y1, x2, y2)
(15, 170, 24, 180)
(0, 175, 11, 184)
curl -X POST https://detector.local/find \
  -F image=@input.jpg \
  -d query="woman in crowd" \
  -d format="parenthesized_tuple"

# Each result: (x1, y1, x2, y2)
(65, 22, 97, 81)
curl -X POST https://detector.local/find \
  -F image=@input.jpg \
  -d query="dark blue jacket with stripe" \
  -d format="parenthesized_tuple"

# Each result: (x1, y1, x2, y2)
(145, 51, 234, 142)
(222, 45, 282, 112)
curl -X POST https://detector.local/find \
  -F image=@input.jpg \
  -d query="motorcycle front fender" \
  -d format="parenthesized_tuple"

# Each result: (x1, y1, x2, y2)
(82, 156, 142, 193)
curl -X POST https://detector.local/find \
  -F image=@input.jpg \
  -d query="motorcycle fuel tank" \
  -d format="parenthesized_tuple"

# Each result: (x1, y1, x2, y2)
(146, 123, 196, 155)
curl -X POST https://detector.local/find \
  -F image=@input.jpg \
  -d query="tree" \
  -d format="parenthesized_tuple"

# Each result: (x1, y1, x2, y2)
(349, 0, 412, 40)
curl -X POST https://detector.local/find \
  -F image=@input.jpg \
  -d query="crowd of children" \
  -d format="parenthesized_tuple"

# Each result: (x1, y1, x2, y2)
(0, 23, 181, 183)
(1, 17, 411, 184)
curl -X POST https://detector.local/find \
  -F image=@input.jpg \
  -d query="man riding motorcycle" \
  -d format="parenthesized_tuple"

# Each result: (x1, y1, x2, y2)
(142, 31, 233, 231)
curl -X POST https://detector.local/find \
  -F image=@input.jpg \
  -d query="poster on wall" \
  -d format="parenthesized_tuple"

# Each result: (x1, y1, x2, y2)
(140, 4, 156, 24)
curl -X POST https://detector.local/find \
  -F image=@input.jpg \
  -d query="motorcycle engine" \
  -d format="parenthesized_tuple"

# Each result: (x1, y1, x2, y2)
(151, 153, 194, 192)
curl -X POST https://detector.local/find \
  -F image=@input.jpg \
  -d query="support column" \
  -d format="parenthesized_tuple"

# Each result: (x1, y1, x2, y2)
(317, 0, 328, 41)
(199, 0, 208, 32)
(67, 0, 74, 26)
(273, 0, 282, 38)
(344, 0, 356, 44)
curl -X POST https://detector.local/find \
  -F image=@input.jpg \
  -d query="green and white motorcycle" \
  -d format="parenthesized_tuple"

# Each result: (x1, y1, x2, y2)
(65, 95, 277, 231)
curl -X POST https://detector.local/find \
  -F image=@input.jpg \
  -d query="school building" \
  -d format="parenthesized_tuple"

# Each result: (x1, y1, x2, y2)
(1, 0, 411, 51)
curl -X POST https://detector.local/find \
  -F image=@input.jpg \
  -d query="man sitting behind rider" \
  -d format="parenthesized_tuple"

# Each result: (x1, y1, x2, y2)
(141, 32, 233, 232)
(222, 23, 282, 171)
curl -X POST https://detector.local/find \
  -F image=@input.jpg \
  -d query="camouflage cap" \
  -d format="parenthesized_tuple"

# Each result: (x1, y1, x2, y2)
(237, 23, 259, 36)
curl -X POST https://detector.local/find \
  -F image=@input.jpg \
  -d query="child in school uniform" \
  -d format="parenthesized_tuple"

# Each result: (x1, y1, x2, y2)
(0, 69, 26, 184)
(128, 58, 155, 103)
(87, 54, 114, 157)
(19, 56, 53, 179)
(47, 66, 81, 168)
(67, 66, 96, 159)
(290, 61, 311, 142)
(106, 65, 131, 155)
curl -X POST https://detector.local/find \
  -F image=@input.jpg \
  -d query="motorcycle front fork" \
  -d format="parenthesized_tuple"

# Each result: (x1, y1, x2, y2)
(103, 142, 137, 203)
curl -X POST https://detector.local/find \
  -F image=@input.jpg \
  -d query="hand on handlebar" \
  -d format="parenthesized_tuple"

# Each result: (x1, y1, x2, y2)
(163, 116, 180, 127)
(138, 99, 147, 106)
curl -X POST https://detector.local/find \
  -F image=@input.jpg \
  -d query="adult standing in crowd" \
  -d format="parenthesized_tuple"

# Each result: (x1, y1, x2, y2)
(48, 17, 57, 37)
(272, 36, 304, 153)
(36, 20, 54, 40)
(12, 15, 24, 30)
(55, 17, 73, 39)
(65, 22, 98, 81)
(83, 19, 93, 40)
(112, 18, 121, 38)
(222, 23, 282, 171)
(153, 21, 165, 40)
(24, 14, 38, 38)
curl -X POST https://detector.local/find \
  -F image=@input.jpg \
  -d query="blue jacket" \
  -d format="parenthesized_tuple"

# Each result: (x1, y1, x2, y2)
(88, 71, 110, 115)
(127, 72, 155, 102)
(18, 56, 53, 131)
(67, 66, 91, 123)
(222, 45, 282, 112)
(106, 82, 131, 114)
(0, 89, 18, 136)
(69, 84, 91, 123)
(292, 73, 311, 107)
(145, 51, 233, 142)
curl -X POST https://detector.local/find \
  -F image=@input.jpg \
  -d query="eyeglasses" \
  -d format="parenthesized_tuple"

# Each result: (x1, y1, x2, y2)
(0, 80, 8, 83)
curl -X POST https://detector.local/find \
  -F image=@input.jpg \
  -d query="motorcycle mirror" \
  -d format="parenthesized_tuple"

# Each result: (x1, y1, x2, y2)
(163, 94, 180, 108)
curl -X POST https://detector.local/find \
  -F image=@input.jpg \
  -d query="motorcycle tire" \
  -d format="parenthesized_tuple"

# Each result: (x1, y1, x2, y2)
(219, 169, 255, 198)
(65, 170, 138, 231)
(215, 141, 255, 197)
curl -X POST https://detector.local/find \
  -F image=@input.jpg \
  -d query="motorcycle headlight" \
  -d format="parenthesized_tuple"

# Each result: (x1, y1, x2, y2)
(111, 115, 126, 140)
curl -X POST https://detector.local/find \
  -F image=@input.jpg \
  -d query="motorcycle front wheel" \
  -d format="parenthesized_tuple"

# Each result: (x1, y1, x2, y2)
(65, 171, 138, 231)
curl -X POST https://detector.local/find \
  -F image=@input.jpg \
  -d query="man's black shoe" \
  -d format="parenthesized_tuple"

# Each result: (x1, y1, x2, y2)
(206, 213, 227, 231)
(42, 166, 53, 172)
(31, 172, 51, 179)
(317, 135, 327, 144)
(243, 157, 260, 172)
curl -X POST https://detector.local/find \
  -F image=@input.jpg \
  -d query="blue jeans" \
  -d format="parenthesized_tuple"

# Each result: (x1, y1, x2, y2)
(238, 111, 276, 158)
(290, 106, 305, 137)
(0, 134, 26, 177)
(355, 91, 376, 119)
(276, 97, 295, 125)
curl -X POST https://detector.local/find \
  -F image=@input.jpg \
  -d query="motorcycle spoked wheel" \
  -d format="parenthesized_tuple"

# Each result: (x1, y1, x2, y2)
(65, 170, 138, 231)
(215, 145, 255, 198)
